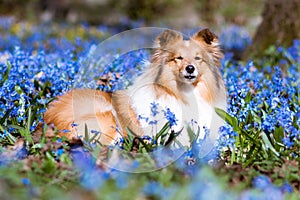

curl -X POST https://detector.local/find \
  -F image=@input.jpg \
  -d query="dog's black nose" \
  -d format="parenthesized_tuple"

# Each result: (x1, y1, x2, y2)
(185, 65, 195, 74)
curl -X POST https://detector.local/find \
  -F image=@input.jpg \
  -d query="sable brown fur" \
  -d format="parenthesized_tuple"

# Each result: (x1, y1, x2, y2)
(42, 28, 227, 146)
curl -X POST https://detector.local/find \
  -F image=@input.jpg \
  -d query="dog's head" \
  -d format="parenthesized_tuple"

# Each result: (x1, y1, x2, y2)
(152, 29, 223, 86)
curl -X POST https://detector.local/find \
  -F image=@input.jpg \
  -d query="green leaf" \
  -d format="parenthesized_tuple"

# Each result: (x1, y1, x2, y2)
(31, 143, 43, 149)
(252, 111, 262, 123)
(88, 131, 101, 143)
(10, 124, 33, 145)
(240, 129, 261, 147)
(261, 131, 280, 157)
(154, 122, 170, 142)
(230, 146, 236, 165)
(263, 101, 269, 111)
(42, 156, 57, 174)
(274, 126, 284, 143)
(123, 127, 139, 151)
(215, 107, 239, 131)
(187, 125, 199, 144)
(245, 111, 253, 125)
(84, 123, 89, 141)
(6, 131, 17, 145)
(0, 109, 11, 124)
(59, 154, 72, 166)
(164, 131, 176, 146)
(0, 61, 11, 85)
(26, 106, 33, 132)
(244, 91, 252, 103)
(0, 124, 5, 133)
(126, 126, 138, 141)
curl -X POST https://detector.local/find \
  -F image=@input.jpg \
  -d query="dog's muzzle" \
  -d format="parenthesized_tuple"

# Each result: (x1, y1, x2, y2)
(184, 65, 196, 80)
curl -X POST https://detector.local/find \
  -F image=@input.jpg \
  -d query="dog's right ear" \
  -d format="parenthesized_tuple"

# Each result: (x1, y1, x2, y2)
(155, 30, 183, 47)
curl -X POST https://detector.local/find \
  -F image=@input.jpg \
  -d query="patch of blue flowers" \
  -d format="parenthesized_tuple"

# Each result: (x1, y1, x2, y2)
(219, 25, 251, 52)
(221, 48, 299, 155)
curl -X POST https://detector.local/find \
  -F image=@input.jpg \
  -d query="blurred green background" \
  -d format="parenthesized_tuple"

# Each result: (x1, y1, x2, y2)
(0, 0, 264, 33)
(5, 0, 299, 58)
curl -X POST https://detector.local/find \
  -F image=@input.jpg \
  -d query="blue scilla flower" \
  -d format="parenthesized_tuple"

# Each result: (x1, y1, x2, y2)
(71, 122, 79, 128)
(252, 175, 272, 190)
(280, 182, 293, 193)
(71, 146, 110, 190)
(91, 130, 100, 135)
(263, 186, 284, 200)
(286, 40, 300, 61)
(79, 165, 105, 190)
(261, 114, 276, 132)
(189, 167, 230, 200)
(142, 181, 165, 197)
(163, 108, 178, 127)
(271, 66, 284, 94)
(218, 125, 238, 148)
(277, 106, 294, 129)
(219, 25, 251, 51)
(113, 173, 128, 189)
(61, 129, 71, 134)
(271, 97, 280, 109)
(114, 137, 125, 149)
(138, 114, 149, 123)
(0, 130, 8, 139)
(142, 135, 152, 144)
(0, 16, 14, 30)
(185, 149, 194, 158)
(150, 101, 159, 117)
(56, 148, 64, 157)
(282, 137, 294, 148)
(21, 178, 30, 186)
(56, 138, 62, 143)
(289, 126, 300, 138)
(148, 120, 158, 126)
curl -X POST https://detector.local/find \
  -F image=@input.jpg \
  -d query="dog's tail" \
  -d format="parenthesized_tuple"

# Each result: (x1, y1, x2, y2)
(41, 89, 119, 145)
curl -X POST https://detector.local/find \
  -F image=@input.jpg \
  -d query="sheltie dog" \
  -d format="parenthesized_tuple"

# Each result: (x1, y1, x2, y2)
(43, 28, 226, 148)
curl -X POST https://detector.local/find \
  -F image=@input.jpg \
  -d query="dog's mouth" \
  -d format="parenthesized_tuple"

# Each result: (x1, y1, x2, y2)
(184, 75, 196, 80)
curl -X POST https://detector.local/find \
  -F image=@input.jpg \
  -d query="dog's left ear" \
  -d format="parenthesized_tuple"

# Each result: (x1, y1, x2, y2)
(193, 28, 223, 67)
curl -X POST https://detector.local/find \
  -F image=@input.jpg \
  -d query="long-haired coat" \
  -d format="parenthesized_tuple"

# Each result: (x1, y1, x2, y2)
(43, 28, 226, 148)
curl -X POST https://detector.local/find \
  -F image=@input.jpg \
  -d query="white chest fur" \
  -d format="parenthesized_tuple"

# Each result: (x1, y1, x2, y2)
(128, 83, 214, 147)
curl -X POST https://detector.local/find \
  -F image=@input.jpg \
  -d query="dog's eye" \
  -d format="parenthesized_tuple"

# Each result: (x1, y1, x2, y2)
(195, 56, 201, 60)
(176, 56, 183, 60)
